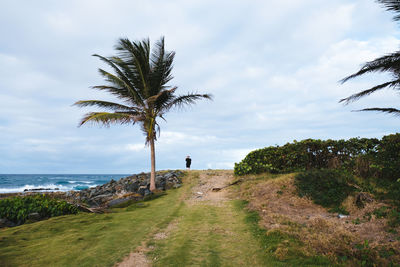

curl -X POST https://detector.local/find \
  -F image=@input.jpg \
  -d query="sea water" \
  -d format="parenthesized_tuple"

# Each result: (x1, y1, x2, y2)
(0, 174, 130, 193)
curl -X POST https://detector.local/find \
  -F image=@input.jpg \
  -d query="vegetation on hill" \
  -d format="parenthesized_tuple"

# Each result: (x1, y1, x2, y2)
(0, 194, 78, 226)
(234, 133, 400, 181)
(294, 169, 356, 213)
(234, 172, 400, 266)
(234, 133, 400, 265)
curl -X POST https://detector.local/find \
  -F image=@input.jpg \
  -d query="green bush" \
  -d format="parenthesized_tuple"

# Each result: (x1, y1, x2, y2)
(234, 161, 277, 176)
(234, 134, 400, 178)
(373, 206, 390, 219)
(294, 169, 356, 209)
(0, 194, 78, 225)
(388, 209, 400, 227)
(375, 134, 400, 181)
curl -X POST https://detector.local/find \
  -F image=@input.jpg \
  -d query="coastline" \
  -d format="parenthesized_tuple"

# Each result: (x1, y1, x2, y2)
(0, 173, 130, 194)
(0, 170, 184, 208)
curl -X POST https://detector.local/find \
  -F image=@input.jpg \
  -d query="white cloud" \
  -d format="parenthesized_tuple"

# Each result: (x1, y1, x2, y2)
(0, 0, 399, 173)
(159, 131, 217, 146)
(126, 143, 146, 152)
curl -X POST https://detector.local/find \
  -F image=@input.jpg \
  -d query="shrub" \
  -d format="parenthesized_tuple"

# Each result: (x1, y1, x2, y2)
(388, 209, 400, 227)
(234, 161, 277, 176)
(0, 194, 78, 225)
(375, 134, 400, 181)
(294, 169, 356, 209)
(234, 134, 400, 178)
(373, 206, 390, 219)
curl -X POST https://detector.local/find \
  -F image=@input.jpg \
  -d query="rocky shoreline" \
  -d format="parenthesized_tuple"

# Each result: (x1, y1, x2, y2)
(0, 170, 184, 228)
(66, 170, 183, 208)
(0, 170, 184, 209)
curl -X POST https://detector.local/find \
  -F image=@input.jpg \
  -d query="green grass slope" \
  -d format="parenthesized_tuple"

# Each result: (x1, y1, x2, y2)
(0, 171, 330, 267)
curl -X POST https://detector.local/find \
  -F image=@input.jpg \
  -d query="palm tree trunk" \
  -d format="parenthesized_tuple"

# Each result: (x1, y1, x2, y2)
(149, 137, 156, 191)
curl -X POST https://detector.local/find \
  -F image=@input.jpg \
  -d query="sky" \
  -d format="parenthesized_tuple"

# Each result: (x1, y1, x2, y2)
(0, 0, 399, 174)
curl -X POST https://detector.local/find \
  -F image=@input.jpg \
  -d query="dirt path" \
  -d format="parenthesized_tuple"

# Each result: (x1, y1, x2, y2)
(116, 170, 235, 267)
(147, 170, 273, 266)
(187, 170, 234, 205)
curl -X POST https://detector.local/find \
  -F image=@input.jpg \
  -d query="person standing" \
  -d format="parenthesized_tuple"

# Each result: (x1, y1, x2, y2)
(185, 156, 192, 170)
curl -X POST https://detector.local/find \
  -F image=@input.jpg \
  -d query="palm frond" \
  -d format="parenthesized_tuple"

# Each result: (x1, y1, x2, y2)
(78, 112, 138, 127)
(73, 100, 134, 111)
(339, 79, 400, 104)
(354, 107, 400, 115)
(98, 68, 145, 104)
(165, 93, 213, 110)
(147, 87, 177, 111)
(377, 0, 400, 21)
(94, 55, 145, 106)
(110, 56, 146, 99)
(115, 39, 150, 97)
(91, 85, 132, 100)
(340, 51, 400, 83)
(149, 37, 175, 96)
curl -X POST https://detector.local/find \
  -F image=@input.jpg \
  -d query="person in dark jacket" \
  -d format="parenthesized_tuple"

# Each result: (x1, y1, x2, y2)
(185, 156, 192, 170)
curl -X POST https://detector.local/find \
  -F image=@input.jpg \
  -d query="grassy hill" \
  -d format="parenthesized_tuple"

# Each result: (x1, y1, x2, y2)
(1, 170, 399, 266)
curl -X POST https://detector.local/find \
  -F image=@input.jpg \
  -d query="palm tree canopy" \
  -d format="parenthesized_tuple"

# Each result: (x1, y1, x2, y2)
(339, 1, 400, 115)
(377, 0, 400, 21)
(74, 37, 212, 143)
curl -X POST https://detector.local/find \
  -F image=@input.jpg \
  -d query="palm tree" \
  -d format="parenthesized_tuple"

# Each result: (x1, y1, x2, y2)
(74, 37, 212, 191)
(340, 0, 400, 115)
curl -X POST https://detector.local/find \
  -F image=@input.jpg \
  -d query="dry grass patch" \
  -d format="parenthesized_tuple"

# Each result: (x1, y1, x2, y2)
(235, 172, 400, 265)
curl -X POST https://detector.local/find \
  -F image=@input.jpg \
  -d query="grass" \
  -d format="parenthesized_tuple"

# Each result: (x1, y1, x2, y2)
(0, 170, 333, 266)
(149, 202, 269, 266)
(233, 200, 330, 266)
(0, 180, 187, 267)
(147, 171, 330, 266)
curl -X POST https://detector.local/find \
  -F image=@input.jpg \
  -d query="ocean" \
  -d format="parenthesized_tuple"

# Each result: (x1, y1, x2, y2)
(0, 174, 130, 193)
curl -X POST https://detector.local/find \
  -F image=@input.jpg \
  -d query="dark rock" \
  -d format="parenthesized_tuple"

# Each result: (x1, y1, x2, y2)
(71, 170, 183, 208)
(91, 194, 112, 201)
(107, 198, 131, 207)
(173, 184, 182, 189)
(27, 212, 41, 221)
(24, 188, 59, 192)
(355, 192, 374, 208)
(75, 204, 93, 213)
(139, 180, 148, 186)
(165, 181, 176, 190)
(126, 181, 139, 192)
(138, 186, 151, 196)
(164, 172, 173, 179)
(0, 218, 15, 228)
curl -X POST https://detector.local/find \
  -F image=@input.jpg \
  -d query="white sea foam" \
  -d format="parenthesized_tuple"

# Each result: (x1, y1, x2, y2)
(0, 183, 93, 193)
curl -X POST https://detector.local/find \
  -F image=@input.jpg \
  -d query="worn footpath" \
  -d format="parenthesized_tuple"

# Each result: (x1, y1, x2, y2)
(116, 170, 271, 267)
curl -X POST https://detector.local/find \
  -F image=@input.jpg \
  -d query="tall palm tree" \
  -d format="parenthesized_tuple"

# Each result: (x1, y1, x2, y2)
(340, 0, 400, 115)
(74, 37, 212, 191)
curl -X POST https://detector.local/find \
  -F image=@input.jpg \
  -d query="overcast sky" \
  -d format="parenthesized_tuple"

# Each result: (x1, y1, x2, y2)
(0, 0, 399, 174)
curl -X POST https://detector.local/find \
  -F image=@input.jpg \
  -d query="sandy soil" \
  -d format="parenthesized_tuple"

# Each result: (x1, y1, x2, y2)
(186, 170, 234, 206)
(116, 248, 150, 267)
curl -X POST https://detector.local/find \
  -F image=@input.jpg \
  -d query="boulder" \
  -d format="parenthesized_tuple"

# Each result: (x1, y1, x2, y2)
(27, 212, 41, 221)
(355, 192, 374, 208)
(0, 218, 15, 228)
(126, 181, 139, 192)
(107, 198, 131, 208)
(138, 186, 151, 196)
